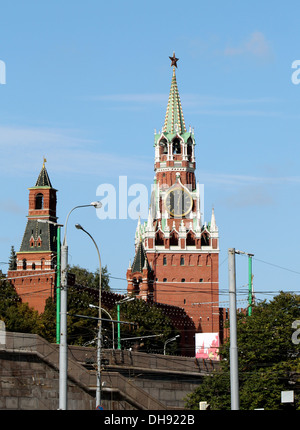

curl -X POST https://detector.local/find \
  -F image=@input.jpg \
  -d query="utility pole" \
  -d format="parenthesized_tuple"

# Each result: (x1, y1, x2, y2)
(248, 254, 254, 316)
(116, 296, 135, 350)
(236, 250, 254, 316)
(228, 248, 239, 410)
(59, 241, 68, 410)
(56, 226, 61, 344)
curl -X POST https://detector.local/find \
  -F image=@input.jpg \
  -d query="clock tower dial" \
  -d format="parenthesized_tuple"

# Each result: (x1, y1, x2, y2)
(164, 185, 193, 217)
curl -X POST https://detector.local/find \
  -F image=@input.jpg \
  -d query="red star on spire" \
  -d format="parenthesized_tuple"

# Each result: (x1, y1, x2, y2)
(169, 52, 179, 68)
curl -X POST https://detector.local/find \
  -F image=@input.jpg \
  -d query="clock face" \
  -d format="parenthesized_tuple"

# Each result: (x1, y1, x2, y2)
(164, 187, 193, 217)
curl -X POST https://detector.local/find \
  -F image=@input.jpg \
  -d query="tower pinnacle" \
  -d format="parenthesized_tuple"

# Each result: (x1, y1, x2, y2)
(163, 53, 186, 134)
(169, 52, 179, 68)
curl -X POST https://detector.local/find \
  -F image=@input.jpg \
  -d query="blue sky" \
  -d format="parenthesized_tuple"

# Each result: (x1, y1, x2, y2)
(1, 1, 300, 308)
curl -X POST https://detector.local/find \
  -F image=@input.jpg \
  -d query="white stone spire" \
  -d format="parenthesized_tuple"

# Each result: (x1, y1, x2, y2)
(210, 207, 218, 232)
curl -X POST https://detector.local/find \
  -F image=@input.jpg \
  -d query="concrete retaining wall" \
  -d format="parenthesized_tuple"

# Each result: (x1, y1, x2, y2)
(0, 332, 218, 410)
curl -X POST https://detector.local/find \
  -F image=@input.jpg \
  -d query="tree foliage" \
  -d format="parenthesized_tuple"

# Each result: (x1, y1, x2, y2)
(185, 292, 300, 410)
(117, 299, 180, 354)
(0, 278, 41, 333)
(0, 262, 179, 353)
(68, 264, 110, 291)
(8, 245, 17, 270)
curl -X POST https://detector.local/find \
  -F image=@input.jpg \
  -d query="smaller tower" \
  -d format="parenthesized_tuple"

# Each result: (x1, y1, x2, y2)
(127, 236, 154, 301)
(7, 160, 58, 312)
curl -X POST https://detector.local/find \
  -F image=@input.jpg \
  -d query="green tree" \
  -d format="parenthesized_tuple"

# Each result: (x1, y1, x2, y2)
(8, 246, 17, 270)
(37, 297, 57, 343)
(0, 279, 42, 334)
(185, 292, 300, 410)
(117, 299, 180, 354)
(1, 266, 180, 354)
(66, 284, 101, 345)
(68, 264, 110, 291)
(39, 265, 112, 345)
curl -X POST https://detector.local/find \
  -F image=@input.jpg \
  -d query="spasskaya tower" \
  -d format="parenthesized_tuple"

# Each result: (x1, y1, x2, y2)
(127, 54, 220, 354)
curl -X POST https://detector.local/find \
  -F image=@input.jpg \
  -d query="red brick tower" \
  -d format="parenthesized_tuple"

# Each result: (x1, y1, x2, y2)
(7, 160, 58, 312)
(127, 54, 220, 353)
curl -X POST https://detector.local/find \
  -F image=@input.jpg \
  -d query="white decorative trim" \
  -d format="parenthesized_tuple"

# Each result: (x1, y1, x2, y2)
(155, 167, 194, 173)
(146, 249, 219, 254)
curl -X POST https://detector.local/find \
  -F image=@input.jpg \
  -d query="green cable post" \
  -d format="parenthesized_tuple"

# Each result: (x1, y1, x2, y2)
(56, 226, 61, 344)
(117, 303, 121, 349)
(248, 254, 253, 316)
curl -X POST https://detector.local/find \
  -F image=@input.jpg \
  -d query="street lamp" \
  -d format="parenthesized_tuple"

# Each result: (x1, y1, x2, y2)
(89, 304, 115, 350)
(59, 202, 101, 411)
(36, 219, 63, 344)
(163, 334, 180, 355)
(116, 296, 135, 350)
(75, 223, 102, 408)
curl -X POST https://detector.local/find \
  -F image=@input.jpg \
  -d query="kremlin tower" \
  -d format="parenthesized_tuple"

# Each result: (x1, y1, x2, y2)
(127, 54, 220, 354)
(7, 160, 58, 313)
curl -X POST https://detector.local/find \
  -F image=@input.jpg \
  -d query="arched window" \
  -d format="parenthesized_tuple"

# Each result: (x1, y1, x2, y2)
(201, 232, 210, 246)
(172, 138, 181, 154)
(206, 255, 212, 266)
(169, 231, 178, 246)
(180, 256, 185, 266)
(187, 143, 192, 161)
(160, 139, 168, 155)
(32, 263, 36, 270)
(22, 259, 27, 270)
(133, 277, 141, 295)
(155, 231, 164, 246)
(51, 257, 56, 270)
(163, 256, 167, 266)
(35, 193, 44, 210)
(186, 231, 195, 246)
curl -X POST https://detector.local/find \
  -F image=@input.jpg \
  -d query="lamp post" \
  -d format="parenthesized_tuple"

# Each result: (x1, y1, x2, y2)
(59, 202, 101, 411)
(247, 254, 254, 316)
(75, 223, 102, 408)
(89, 304, 115, 350)
(163, 334, 180, 355)
(36, 219, 63, 344)
(228, 248, 239, 410)
(116, 296, 135, 350)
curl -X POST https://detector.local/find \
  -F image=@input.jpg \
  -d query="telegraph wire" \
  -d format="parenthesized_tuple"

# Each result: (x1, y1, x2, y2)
(253, 256, 300, 275)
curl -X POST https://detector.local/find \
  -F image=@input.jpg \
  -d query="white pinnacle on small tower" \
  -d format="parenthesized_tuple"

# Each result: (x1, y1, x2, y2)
(210, 207, 218, 232)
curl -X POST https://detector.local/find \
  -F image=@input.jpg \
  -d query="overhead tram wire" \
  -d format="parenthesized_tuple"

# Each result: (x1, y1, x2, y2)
(253, 256, 300, 275)
(236, 252, 300, 276)
(6, 256, 300, 300)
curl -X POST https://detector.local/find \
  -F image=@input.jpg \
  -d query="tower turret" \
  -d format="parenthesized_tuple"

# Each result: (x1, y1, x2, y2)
(7, 160, 58, 312)
(154, 55, 196, 189)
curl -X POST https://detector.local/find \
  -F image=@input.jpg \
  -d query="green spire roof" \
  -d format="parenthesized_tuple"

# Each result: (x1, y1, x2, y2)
(163, 66, 186, 134)
(131, 240, 149, 273)
(35, 160, 52, 188)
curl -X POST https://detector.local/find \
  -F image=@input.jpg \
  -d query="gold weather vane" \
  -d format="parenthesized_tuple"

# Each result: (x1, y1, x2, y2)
(43, 157, 47, 168)
(169, 52, 179, 68)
